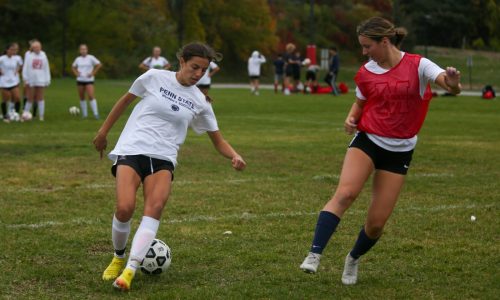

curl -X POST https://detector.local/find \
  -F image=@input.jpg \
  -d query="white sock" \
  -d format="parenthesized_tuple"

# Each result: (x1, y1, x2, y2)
(38, 100, 45, 118)
(112, 215, 131, 258)
(89, 99, 98, 117)
(7, 101, 13, 111)
(24, 101, 32, 113)
(80, 100, 88, 117)
(126, 216, 160, 271)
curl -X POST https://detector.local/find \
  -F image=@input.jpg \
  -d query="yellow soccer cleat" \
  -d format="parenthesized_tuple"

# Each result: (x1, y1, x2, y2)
(113, 267, 135, 292)
(102, 256, 126, 281)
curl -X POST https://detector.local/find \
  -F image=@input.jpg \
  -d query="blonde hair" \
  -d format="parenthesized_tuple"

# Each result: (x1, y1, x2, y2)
(285, 43, 296, 53)
(357, 17, 407, 49)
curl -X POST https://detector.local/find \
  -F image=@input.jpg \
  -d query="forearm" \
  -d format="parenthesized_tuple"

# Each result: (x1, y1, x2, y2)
(347, 100, 364, 122)
(72, 67, 79, 77)
(92, 64, 102, 76)
(214, 139, 240, 159)
(97, 93, 136, 136)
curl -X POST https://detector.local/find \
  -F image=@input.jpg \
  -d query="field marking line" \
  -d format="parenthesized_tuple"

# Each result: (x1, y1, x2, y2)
(6, 173, 455, 194)
(3, 203, 496, 230)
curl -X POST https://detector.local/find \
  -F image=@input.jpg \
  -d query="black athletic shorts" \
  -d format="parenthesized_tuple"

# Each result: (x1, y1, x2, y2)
(197, 84, 210, 89)
(2, 84, 19, 90)
(348, 131, 413, 175)
(249, 75, 260, 80)
(305, 71, 316, 81)
(111, 155, 175, 182)
(77, 81, 94, 86)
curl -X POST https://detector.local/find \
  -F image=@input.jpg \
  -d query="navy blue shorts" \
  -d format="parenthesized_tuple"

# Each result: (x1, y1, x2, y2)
(111, 155, 174, 182)
(348, 132, 413, 175)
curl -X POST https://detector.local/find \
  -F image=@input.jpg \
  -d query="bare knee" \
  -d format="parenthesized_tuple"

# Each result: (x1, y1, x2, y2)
(333, 188, 359, 208)
(115, 204, 135, 221)
(365, 223, 384, 239)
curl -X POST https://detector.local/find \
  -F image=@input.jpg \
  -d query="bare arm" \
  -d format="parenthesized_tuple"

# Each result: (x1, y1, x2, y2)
(209, 67, 220, 78)
(71, 66, 79, 77)
(91, 63, 102, 77)
(164, 63, 171, 70)
(93, 92, 137, 159)
(435, 67, 461, 95)
(344, 98, 365, 135)
(207, 131, 246, 171)
(139, 63, 149, 72)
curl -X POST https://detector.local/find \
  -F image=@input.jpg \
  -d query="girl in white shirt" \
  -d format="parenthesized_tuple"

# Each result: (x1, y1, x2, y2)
(72, 44, 102, 119)
(22, 41, 50, 121)
(248, 50, 266, 95)
(139, 46, 170, 72)
(93, 42, 246, 292)
(196, 61, 220, 96)
(0, 43, 23, 120)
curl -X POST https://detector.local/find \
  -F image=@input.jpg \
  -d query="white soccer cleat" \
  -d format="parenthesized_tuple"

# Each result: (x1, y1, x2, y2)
(341, 253, 359, 285)
(300, 252, 321, 273)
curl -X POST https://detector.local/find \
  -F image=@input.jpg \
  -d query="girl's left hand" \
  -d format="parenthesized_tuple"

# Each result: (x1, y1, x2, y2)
(232, 155, 246, 171)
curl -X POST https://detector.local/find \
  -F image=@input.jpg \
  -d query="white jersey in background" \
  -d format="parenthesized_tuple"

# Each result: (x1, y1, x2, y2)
(0, 55, 23, 88)
(355, 51, 445, 152)
(109, 69, 219, 166)
(22, 51, 51, 87)
(248, 51, 266, 76)
(197, 61, 218, 86)
(142, 56, 169, 70)
(72, 54, 101, 82)
(22, 51, 31, 84)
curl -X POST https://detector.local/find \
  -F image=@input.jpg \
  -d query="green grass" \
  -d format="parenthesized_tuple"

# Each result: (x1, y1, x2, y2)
(0, 79, 499, 299)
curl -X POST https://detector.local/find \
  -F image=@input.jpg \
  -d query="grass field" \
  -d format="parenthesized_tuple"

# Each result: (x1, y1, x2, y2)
(0, 79, 499, 299)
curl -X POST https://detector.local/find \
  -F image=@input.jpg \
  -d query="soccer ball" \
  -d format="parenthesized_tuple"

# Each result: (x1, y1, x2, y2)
(21, 111, 33, 121)
(69, 106, 80, 115)
(302, 58, 311, 66)
(8, 110, 20, 122)
(140, 239, 172, 275)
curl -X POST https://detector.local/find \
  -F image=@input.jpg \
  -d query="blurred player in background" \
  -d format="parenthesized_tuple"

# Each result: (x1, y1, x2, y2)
(22, 40, 50, 121)
(22, 39, 37, 117)
(0, 43, 23, 121)
(139, 46, 170, 72)
(302, 58, 320, 94)
(248, 50, 266, 95)
(93, 42, 246, 291)
(72, 44, 102, 119)
(300, 16, 462, 285)
(196, 59, 220, 96)
(273, 54, 285, 93)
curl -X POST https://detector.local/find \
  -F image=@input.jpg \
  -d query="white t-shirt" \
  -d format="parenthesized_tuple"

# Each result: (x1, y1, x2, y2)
(197, 61, 218, 85)
(0, 55, 23, 88)
(22, 51, 31, 83)
(355, 52, 445, 151)
(22, 51, 51, 87)
(109, 69, 219, 166)
(248, 53, 266, 76)
(142, 56, 169, 70)
(72, 55, 101, 82)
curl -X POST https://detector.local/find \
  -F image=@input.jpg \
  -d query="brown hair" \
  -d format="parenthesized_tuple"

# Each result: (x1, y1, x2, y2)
(176, 42, 222, 63)
(357, 17, 408, 49)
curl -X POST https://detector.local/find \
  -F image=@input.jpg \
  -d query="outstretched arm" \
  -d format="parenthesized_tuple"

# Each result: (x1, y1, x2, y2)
(93, 92, 137, 159)
(207, 131, 246, 171)
(435, 67, 461, 95)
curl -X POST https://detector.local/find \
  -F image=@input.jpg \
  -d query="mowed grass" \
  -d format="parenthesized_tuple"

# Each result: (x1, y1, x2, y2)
(0, 78, 499, 299)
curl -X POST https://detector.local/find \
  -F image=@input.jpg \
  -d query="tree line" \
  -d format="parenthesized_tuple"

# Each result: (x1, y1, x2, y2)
(0, 0, 497, 78)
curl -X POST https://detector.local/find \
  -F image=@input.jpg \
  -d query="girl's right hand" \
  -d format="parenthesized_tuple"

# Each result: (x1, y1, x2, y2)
(93, 133, 107, 159)
(344, 116, 357, 135)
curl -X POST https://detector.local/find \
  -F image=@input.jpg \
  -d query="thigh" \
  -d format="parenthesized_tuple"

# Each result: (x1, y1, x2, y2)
(142, 170, 172, 219)
(77, 84, 85, 99)
(115, 165, 141, 220)
(34, 87, 44, 101)
(324, 147, 374, 216)
(1, 89, 10, 101)
(85, 84, 95, 99)
(365, 170, 406, 236)
(11, 87, 20, 101)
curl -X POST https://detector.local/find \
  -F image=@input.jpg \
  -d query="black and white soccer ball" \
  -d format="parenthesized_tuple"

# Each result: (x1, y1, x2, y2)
(140, 239, 172, 275)
(69, 106, 80, 116)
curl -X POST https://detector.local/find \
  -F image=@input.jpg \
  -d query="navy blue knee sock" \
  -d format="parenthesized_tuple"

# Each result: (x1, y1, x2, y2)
(310, 211, 341, 254)
(349, 227, 379, 259)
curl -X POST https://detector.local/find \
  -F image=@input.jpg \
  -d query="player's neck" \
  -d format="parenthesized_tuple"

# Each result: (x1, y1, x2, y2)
(377, 48, 402, 69)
